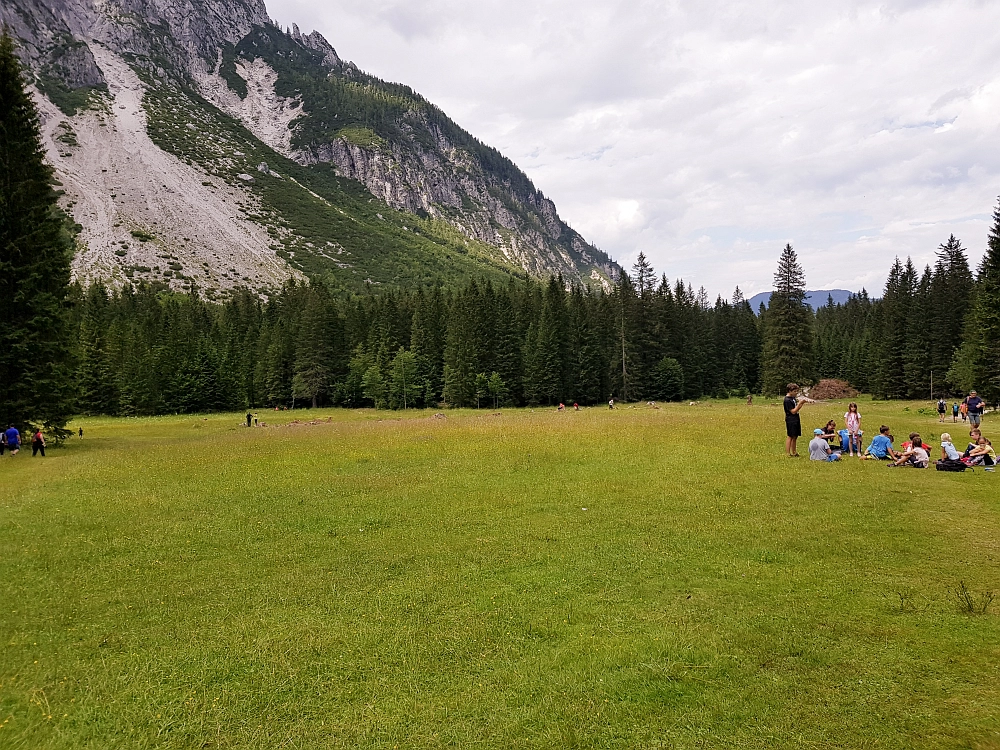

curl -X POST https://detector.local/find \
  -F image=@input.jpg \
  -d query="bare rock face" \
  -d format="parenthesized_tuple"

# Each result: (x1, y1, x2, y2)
(299, 113, 617, 282)
(4, 0, 620, 289)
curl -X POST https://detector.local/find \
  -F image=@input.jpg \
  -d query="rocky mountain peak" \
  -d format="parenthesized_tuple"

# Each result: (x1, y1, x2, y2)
(4, 0, 619, 292)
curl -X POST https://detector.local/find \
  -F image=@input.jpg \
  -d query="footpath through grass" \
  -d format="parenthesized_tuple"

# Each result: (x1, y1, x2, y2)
(1, 400, 998, 749)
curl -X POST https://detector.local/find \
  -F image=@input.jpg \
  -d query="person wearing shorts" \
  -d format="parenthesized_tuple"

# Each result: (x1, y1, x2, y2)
(966, 391, 984, 427)
(783, 383, 806, 457)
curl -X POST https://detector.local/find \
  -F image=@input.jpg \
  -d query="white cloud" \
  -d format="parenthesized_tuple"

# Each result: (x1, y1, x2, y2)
(265, 0, 1000, 297)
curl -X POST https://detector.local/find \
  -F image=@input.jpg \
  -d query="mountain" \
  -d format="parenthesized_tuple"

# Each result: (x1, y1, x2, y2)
(748, 289, 856, 312)
(1, 0, 619, 294)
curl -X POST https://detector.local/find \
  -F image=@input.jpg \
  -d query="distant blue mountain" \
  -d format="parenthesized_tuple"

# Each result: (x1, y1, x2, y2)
(748, 289, 855, 313)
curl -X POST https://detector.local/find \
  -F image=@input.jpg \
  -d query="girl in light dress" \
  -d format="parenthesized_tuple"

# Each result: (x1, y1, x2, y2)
(844, 402, 862, 457)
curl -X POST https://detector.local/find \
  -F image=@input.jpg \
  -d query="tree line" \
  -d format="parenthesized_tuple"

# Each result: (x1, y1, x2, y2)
(71, 264, 762, 416)
(809, 214, 1000, 403)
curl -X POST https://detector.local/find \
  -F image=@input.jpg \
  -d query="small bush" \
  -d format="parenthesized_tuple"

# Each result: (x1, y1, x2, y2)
(950, 581, 994, 616)
(131, 230, 155, 242)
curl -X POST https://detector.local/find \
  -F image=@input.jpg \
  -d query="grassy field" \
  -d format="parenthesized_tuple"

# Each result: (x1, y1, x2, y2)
(1, 400, 998, 749)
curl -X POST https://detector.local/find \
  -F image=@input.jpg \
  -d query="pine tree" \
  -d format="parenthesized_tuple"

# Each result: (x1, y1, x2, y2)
(0, 31, 76, 434)
(292, 285, 337, 408)
(929, 234, 973, 392)
(77, 284, 118, 414)
(760, 244, 814, 395)
(950, 198, 1000, 402)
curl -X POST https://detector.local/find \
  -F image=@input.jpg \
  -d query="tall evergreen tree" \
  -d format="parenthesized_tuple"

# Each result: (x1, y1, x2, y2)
(0, 31, 76, 433)
(950, 199, 1000, 402)
(760, 244, 814, 395)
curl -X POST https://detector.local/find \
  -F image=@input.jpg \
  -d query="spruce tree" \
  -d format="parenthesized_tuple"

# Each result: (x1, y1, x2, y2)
(950, 198, 1000, 402)
(760, 244, 814, 395)
(0, 31, 76, 434)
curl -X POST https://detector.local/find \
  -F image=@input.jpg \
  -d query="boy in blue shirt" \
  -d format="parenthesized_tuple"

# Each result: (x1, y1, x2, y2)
(862, 425, 899, 461)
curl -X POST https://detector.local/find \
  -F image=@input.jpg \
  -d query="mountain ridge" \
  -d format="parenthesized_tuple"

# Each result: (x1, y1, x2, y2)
(748, 289, 858, 312)
(1, 0, 620, 293)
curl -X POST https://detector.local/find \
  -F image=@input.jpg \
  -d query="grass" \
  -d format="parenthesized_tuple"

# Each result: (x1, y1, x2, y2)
(1, 399, 998, 748)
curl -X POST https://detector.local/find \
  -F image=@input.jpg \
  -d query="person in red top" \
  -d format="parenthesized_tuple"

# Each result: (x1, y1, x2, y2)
(31, 429, 45, 457)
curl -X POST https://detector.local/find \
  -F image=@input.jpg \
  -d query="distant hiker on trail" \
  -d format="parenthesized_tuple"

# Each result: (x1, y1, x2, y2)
(747, 394, 753, 406)
(78, 427, 83, 439)
(937, 398, 947, 422)
(4, 425, 20, 456)
(959, 399, 968, 422)
(31, 429, 45, 457)
(783, 383, 807, 457)
(809, 429, 840, 462)
(246, 412, 252, 428)
(966, 391, 985, 427)
(952, 402, 959, 422)
(844, 403, 862, 457)
(254, 413, 259, 427)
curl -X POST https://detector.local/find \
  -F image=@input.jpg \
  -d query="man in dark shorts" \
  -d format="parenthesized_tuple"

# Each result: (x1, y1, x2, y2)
(4, 425, 20, 456)
(783, 383, 806, 457)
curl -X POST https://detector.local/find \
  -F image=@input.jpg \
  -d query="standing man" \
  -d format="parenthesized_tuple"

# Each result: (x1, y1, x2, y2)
(937, 398, 947, 422)
(967, 390, 985, 427)
(784, 383, 807, 458)
(4, 425, 20, 456)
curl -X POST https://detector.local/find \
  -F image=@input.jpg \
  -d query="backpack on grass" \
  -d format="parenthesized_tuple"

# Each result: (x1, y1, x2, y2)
(935, 458, 967, 472)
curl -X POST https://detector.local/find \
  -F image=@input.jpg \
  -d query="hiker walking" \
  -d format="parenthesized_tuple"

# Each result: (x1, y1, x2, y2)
(4, 425, 20, 456)
(31, 428, 45, 457)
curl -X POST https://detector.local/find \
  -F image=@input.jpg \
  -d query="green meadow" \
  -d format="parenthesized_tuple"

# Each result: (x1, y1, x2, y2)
(1, 400, 998, 749)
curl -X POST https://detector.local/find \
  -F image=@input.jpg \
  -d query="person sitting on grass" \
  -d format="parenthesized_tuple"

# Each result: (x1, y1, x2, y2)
(890, 434, 930, 468)
(809, 429, 840, 462)
(900, 432, 934, 453)
(963, 436, 996, 467)
(963, 428, 982, 458)
(940, 433, 961, 462)
(862, 425, 899, 461)
(818, 420, 843, 456)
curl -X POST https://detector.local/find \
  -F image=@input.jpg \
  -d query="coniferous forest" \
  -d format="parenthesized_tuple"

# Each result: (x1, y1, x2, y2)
(69, 205, 1000, 417)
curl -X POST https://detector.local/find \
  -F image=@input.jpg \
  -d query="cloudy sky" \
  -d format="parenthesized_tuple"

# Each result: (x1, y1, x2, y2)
(265, 0, 1000, 298)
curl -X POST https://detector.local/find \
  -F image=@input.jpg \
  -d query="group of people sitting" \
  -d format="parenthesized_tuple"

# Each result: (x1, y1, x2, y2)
(809, 422, 995, 470)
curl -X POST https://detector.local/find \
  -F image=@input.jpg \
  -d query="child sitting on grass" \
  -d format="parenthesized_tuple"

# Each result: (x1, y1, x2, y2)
(862, 425, 899, 461)
(809, 429, 840, 462)
(891, 434, 930, 468)
(963, 429, 982, 458)
(963, 436, 996, 468)
(940, 433, 961, 461)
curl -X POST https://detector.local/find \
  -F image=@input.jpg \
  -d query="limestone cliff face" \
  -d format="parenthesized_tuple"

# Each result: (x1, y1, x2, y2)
(2, 0, 269, 86)
(302, 132, 613, 281)
(3, 0, 619, 288)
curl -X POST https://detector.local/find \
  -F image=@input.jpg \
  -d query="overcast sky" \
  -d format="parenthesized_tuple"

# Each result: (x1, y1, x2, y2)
(265, 0, 1000, 298)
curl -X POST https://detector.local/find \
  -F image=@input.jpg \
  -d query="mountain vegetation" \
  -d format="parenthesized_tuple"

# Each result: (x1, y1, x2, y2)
(0, 31, 75, 434)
